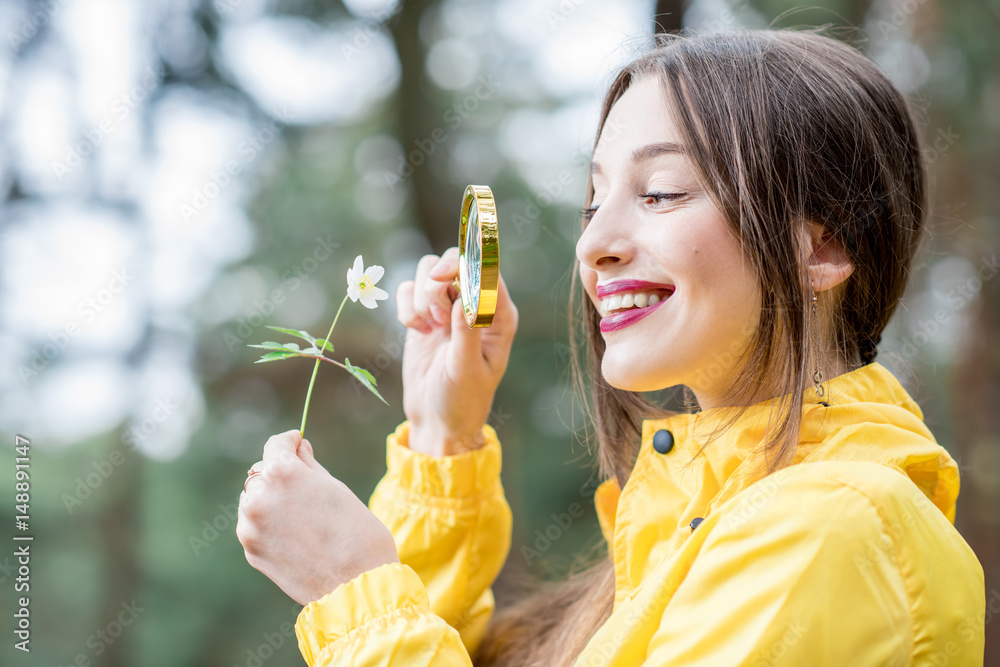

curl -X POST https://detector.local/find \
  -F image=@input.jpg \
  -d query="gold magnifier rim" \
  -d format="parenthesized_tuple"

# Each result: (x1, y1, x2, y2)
(458, 184, 499, 328)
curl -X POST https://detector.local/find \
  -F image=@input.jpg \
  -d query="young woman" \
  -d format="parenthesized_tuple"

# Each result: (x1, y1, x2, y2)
(236, 29, 985, 666)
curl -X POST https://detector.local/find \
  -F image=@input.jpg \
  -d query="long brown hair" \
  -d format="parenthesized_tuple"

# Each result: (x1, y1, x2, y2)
(473, 29, 926, 667)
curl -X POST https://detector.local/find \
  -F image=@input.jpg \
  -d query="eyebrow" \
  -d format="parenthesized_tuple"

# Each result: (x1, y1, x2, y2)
(590, 142, 685, 174)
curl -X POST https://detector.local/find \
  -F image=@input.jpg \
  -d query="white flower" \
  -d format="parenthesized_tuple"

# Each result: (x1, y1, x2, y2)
(347, 255, 388, 309)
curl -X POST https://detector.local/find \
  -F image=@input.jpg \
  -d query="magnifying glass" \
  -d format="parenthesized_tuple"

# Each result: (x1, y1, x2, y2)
(448, 185, 498, 328)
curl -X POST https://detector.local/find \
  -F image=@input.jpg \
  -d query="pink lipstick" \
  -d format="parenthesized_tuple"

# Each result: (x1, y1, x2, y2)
(599, 296, 669, 332)
(595, 280, 675, 333)
(596, 279, 673, 298)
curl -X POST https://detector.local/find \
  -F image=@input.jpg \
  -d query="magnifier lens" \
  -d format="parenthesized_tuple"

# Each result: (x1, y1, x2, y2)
(456, 185, 498, 328)
(462, 205, 480, 309)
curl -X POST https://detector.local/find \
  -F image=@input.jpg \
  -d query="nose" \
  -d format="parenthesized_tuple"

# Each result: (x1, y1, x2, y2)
(575, 196, 634, 272)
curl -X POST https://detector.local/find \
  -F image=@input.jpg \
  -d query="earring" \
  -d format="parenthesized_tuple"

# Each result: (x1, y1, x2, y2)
(811, 290, 825, 398)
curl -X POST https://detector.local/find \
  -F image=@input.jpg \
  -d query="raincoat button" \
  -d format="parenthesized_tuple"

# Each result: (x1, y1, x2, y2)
(653, 429, 674, 454)
(690, 517, 704, 530)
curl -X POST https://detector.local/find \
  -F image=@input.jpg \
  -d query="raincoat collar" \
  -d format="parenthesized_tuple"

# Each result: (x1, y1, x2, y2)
(592, 362, 961, 605)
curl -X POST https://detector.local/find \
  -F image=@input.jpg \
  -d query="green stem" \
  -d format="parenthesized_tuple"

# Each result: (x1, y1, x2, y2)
(298, 354, 347, 370)
(300, 294, 350, 436)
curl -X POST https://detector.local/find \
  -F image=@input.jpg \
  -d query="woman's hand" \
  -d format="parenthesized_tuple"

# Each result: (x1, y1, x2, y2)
(237, 429, 400, 606)
(395, 247, 518, 456)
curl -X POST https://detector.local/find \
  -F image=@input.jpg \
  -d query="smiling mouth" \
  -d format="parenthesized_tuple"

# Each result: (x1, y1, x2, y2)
(598, 287, 674, 333)
(598, 288, 674, 318)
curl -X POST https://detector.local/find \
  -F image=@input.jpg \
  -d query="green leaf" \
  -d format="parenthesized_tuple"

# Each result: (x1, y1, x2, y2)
(344, 357, 388, 406)
(316, 338, 335, 353)
(349, 363, 377, 385)
(248, 341, 293, 350)
(254, 351, 297, 363)
(300, 347, 323, 356)
(265, 325, 316, 345)
(248, 341, 301, 354)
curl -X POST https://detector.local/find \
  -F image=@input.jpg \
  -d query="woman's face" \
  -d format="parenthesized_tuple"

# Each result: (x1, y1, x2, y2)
(576, 75, 761, 407)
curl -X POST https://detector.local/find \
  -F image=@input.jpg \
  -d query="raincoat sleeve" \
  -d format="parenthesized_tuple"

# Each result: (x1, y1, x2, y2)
(294, 420, 513, 666)
(643, 461, 985, 666)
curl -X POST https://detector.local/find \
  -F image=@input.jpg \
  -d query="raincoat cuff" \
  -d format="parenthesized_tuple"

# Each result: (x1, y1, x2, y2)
(384, 420, 502, 498)
(295, 562, 429, 665)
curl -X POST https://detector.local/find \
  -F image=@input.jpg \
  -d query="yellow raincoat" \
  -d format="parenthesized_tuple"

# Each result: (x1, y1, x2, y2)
(294, 362, 985, 665)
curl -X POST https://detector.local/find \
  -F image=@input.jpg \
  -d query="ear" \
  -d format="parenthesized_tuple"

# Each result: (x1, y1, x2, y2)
(802, 222, 853, 293)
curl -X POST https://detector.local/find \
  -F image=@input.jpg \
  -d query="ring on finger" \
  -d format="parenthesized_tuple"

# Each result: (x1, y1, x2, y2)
(244, 467, 264, 493)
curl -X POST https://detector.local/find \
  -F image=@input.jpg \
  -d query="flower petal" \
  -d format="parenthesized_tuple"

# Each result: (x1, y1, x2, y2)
(364, 265, 385, 285)
(371, 286, 389, 301)
(359, 292, 377, 309)
(348, 255, 364, 286)
(348, 282, 360, 302)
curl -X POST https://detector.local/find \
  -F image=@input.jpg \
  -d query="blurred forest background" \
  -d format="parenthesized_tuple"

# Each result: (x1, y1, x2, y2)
(0, 0, 997, 664)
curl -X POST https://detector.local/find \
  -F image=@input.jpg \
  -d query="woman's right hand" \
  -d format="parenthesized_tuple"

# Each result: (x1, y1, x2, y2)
(395, 247, 518, 456)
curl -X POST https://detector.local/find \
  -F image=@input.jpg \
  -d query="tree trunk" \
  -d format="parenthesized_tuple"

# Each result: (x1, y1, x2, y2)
(388, 0, 456, 252)
(96, 428, 142, 667)
(653, 0, 685, 34)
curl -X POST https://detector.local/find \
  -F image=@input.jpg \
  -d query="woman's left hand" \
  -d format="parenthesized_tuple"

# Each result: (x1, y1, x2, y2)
(236, 429, 400, 606)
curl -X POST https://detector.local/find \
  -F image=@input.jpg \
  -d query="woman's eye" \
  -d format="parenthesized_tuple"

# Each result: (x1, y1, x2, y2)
(581, 201, 604, 221)
(581, 192, 685, 220)
(640, 191, 687, 205)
